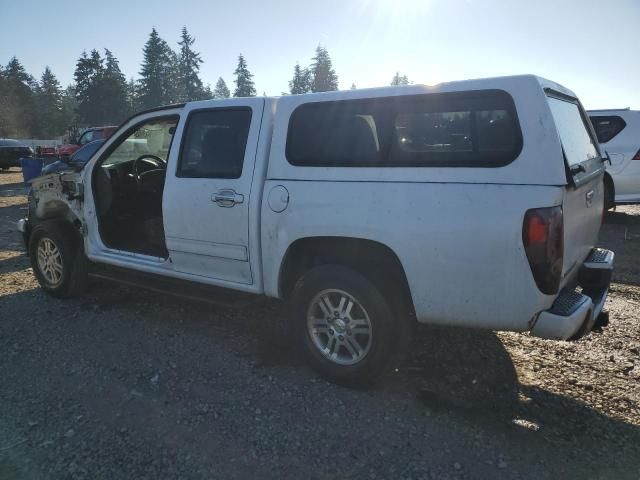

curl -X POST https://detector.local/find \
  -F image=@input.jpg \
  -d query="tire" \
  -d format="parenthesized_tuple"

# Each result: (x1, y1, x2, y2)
(604, 178, 615, 211)
(290, 264, 406, 387)
(28, 220, 88, 298)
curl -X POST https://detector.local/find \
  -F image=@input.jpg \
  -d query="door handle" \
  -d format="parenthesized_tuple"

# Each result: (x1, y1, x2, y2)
(585, 189, 594, 207)
(212, 189, 244, 207)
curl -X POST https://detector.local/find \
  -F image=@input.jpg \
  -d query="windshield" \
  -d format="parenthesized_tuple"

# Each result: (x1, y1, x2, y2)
(547, 96, 599, 167)
(70, 140, 104, 164)
(103, 118, 177, 166)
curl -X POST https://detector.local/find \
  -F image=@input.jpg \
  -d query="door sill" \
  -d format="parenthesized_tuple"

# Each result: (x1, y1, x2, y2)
(88, 262, 263, 308)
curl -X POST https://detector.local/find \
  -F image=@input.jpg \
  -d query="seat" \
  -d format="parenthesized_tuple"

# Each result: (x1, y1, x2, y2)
(197, 128, 244, 178)
(94, 167, 113, 216)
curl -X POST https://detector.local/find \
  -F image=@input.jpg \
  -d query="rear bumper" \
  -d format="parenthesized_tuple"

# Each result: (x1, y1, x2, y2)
(531, 248, 614, 340)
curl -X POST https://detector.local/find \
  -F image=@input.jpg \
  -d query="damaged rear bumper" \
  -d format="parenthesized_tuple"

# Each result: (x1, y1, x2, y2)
(531, 248, 614, 340)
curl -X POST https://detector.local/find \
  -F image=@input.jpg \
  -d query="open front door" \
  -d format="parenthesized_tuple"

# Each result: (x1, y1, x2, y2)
(163, 98, 265, 285)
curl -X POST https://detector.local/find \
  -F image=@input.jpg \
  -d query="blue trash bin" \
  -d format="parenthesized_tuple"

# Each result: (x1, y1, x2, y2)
(21, 157, 44, 184)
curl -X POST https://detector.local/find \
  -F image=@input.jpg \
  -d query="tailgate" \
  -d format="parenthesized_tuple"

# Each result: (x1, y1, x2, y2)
(561, 174, 603, 283)
(546, 92, 605, 285)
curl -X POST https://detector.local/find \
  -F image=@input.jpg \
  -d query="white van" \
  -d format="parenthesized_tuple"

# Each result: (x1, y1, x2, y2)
(588, 109, 640, 207)
(22, 75, 614, 386)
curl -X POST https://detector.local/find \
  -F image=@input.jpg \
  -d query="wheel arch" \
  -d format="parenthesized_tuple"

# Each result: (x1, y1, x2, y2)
(30, 198, 83, 239)
(27, 187, 83, 248)
(277, 236, 415, 317)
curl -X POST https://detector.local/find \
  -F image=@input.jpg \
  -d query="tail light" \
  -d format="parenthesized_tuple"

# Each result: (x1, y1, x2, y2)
(633, 149, 640, 160)
(522, 206, 564, 294)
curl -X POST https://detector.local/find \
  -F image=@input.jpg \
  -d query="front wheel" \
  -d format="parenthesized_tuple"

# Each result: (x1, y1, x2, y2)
(290, 265, 405, 387)
(29, 221, 87, 298)
(604, 177, 615, 211)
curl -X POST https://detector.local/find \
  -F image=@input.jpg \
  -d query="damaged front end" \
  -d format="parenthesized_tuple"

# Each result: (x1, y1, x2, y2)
(18, 172, 85, 249)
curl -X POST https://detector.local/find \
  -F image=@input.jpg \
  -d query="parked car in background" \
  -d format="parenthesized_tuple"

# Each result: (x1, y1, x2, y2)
(0, 139, 33, 170)
(22, 75, 613, 387)
(588, 109, 640, 208)
(36, 145, 59, 159)
(42, 140, 105, 175)
(57, 126, 117, 160)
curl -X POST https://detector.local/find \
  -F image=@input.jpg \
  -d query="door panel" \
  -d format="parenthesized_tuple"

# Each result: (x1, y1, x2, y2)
(163, 99, 264, 284)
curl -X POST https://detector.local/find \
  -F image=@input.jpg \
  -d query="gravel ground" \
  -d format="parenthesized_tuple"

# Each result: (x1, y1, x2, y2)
(1, 168, 639, 479)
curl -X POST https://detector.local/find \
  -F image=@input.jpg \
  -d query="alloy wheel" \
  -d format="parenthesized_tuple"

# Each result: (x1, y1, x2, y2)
(306, 289, 373, 366)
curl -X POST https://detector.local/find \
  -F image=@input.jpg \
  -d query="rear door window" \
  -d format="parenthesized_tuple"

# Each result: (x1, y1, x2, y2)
(177, 108, 252, 178)
(589, 115, 626, 143)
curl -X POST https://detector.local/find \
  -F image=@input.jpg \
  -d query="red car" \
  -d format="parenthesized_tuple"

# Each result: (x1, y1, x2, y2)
(57, 126, 118, 159)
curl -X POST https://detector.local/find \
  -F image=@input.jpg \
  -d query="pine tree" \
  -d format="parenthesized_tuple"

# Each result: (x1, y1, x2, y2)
(74, 49, 104, 125)
(202, 84, 213, 99)
(391, 72, 410, 86)
(309, 46, 338, 93)
(3, 57, 37, 136)
(213, 77, 230, 98)
(99, 49, 130, 123)
(34, 67, 63, 137)
(60, 85, 78, 133)
(350, 83, 357, 90)
(127, 77, 137, 113)
(233, 54, 256, 98)
(289, 62, 311, 94)
(73, 51, 96, 104)
(5, 57, 32, 85)
(138, 28, 179, 109)
(0, 64, 23, 137)
(176, 27, 205, 102)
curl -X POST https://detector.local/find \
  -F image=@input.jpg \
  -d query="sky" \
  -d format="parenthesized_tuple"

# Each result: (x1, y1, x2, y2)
(0, 0, 638, 109)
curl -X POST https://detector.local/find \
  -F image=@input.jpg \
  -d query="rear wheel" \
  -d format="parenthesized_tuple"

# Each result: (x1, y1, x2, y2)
(29, 221, 88, 298)
(290, 264, 405, 387)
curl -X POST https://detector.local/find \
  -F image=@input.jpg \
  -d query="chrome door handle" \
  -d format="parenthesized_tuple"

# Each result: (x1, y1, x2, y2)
(212, 189, 244, 207)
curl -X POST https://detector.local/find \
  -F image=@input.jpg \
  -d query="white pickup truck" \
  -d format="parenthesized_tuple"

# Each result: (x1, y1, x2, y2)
(22, 74, 614, 386)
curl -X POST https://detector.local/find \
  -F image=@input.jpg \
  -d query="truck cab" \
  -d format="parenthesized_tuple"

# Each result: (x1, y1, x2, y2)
(23, 75, 614, 387)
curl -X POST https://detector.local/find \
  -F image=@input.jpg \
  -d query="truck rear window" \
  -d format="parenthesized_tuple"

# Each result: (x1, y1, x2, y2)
(286, 90, 522, 167)
(547, 96, 599, 167)
(589, 115, 626, 143)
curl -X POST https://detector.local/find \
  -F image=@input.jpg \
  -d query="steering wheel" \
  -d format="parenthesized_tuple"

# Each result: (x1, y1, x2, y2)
(131, 154, 167, 193)
(132, 154, 166, 190)
(133, 154, 165, 178)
